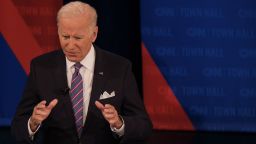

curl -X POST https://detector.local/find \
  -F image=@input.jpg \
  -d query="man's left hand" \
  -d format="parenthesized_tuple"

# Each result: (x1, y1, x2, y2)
(95, 101, 123, 129)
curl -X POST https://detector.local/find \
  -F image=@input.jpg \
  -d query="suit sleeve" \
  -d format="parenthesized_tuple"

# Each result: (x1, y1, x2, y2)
(11, 60, 41, 144)
(120, 62, 153, 143)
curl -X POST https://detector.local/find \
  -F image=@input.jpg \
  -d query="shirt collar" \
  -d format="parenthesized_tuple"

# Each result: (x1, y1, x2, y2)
(66, 45, 95, 72)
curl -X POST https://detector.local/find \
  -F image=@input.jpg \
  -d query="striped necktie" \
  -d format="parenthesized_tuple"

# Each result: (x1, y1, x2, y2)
(70, 62, 83, 136)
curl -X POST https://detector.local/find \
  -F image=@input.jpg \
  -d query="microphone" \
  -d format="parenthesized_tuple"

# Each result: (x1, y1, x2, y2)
(60, 87, 70, 95)
(63, 87, 70, 95)
(54, 87, 70, 96)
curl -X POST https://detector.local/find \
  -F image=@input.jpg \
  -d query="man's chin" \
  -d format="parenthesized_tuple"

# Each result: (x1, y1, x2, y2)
(66, 56, 80, 62)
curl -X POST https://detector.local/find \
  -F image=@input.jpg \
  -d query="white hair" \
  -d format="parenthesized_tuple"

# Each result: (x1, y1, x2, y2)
(57, 1, 97, 26)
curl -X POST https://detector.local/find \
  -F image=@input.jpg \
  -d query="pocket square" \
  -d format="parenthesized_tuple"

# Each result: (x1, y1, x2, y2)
(99, 91, 115, 100)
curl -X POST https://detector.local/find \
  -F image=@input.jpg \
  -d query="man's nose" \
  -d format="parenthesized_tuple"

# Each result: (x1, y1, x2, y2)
(67, 38, 75, 47)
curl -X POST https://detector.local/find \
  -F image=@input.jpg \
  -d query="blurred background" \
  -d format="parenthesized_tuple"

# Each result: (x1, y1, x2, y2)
(1, 0, 256, 143)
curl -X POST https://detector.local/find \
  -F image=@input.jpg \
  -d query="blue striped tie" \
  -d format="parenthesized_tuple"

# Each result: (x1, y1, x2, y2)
(70, 62, 83, 136)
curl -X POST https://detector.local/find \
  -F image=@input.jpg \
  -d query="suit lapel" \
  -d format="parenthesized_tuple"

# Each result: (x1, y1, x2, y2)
(89, 48, 106, 107)
(52, 51, 78, 137)
(82, 48, 107, 135)
(54, 51, 68, 92)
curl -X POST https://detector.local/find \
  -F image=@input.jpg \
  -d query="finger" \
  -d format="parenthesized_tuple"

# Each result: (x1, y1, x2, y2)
(103, 108, 115, 114)
(32, 111, 49, 122)
(34, 101, 46, 111)
(103, 104, 117, 114)
(104, 104, 113, 109)
(37, 100, 47, 108)
(36, 104, 46, 110)
(34, 110, 49, 116)
(39, 100, 47, 105)
(47, 99, 58, 110)
(104, 113, 115, 120)
(95, 101, 105, 110)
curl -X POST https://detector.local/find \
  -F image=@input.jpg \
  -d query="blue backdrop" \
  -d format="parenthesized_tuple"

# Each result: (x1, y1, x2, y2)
(141, 0, 256, 132)
(0, 34, 27, 126)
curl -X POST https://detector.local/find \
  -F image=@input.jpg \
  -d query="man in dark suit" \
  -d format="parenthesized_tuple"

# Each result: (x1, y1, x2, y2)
(11, 1, 152, 144)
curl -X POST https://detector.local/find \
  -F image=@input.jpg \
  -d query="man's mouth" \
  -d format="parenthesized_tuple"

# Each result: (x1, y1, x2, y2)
(65, 51, 77, 57)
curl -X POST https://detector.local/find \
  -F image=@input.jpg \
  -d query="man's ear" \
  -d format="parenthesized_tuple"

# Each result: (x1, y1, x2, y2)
(91, 26, 98, 43)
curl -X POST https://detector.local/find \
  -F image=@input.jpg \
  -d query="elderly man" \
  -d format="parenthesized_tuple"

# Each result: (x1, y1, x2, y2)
(11, 1, 152, 144)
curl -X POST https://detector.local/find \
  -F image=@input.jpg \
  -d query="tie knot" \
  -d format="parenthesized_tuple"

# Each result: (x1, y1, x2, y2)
(74, 62, 83, 71)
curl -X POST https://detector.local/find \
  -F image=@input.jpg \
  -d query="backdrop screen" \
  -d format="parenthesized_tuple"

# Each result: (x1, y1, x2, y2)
(0, 0, 62, 126)
(141, 0, 256, 132)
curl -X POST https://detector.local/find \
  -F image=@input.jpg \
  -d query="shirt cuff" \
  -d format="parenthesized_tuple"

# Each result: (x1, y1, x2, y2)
(110, 115, 125, 137)
(28, 117, 41, 140)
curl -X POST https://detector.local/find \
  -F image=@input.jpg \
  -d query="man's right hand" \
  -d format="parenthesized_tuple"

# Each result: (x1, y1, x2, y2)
(29, 99, 58, 132)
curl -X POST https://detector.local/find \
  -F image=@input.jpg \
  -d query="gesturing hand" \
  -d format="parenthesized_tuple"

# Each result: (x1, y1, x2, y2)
(95, 101, 123, 129)
(30, 99, 58, 132)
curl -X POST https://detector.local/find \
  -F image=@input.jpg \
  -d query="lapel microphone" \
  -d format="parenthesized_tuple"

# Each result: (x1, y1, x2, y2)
(62, 87, 70, 95)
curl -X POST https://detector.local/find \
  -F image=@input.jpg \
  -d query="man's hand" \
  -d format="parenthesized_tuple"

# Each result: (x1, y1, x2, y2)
(95, 101, 123, 129)
(29, 99, 58, 132)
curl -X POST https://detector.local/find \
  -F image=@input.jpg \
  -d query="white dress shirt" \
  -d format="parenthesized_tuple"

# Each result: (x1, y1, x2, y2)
(28, 45, 124, 138)
(66, 45, 95, 124)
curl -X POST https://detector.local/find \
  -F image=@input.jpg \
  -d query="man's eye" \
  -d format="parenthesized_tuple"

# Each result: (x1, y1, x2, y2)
(63, 35, 70, 39)
(74, 37, 82, 40)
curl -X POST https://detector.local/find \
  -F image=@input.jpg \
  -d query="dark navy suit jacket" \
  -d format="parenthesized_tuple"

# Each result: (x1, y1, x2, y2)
(11, 47, 152, 144)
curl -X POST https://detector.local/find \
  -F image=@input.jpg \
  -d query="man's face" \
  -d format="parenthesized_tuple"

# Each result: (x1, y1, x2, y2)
(58, 16, 98, 62)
